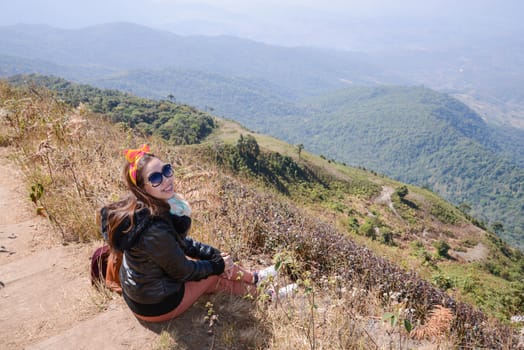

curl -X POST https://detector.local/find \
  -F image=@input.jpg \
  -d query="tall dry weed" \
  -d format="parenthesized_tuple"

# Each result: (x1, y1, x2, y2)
(1, 83, 147, 241)
(410, 305, 454, 341)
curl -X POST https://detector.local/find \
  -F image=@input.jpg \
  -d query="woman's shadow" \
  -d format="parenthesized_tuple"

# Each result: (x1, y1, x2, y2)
(137, 293, 270, 350)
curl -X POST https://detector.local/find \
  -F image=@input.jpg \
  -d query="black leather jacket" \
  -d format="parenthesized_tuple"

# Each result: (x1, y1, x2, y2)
(100, 206, 224, 308)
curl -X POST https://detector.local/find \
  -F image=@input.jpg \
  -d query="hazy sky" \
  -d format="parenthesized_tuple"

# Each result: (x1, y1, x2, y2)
(1, 0, 522, 50)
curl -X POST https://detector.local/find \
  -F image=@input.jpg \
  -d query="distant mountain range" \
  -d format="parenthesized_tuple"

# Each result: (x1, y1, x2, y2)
(1, 22, 523, 112)
(0, 22, 380, 96)
(0, 23, 522, 247)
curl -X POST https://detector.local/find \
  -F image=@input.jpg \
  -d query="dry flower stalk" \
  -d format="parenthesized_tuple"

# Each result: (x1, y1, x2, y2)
(410, 305, 454, 341)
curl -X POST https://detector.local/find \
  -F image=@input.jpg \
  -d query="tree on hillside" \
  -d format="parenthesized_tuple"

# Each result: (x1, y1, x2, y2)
(395, 185, 409, 199)
(237, 134, 260, 169)
(492, 222, 504, 235)
(296, 143, 304, 160)
(433, 240, 451, 258)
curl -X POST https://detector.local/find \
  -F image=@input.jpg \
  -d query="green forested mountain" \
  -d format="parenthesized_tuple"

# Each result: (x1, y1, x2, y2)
(89, 68, 305, 121)
(239, 86, 523, 247)
(489, 124, 524, 167)
(1, 22, 522, 248)
(87, 69, 524, 174)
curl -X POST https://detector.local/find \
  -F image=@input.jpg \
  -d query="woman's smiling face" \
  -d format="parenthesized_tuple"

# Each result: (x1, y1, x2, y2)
(142, 157, 175, 201)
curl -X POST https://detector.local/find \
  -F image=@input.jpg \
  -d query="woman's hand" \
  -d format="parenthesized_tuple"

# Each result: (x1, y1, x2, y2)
(221, 252, 235, 278)
(221, 252, 234, 270)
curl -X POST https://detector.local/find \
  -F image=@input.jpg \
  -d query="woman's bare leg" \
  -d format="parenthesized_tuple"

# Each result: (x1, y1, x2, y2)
(134, 265, 257, 323)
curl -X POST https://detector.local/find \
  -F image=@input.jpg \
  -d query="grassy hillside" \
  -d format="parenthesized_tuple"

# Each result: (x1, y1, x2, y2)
(1, 79, 522, 348)
(238, 86, 523, 249)
(7, 74, 217, 145)
(205, 120, 524, 320)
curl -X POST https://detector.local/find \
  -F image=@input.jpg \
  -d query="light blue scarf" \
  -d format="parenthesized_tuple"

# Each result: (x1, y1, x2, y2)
(168, 194, 192, 217)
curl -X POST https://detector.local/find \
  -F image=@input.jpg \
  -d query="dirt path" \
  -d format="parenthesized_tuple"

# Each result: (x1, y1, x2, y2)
(375, 186, 401, 219)
(452, 242, 489, 262)
(0, 147, 158, 349)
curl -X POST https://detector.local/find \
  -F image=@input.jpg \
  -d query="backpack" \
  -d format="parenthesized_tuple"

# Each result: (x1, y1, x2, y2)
(90, 244, 123, 294)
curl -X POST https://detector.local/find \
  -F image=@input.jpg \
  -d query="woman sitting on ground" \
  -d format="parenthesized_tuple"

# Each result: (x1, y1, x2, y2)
(99, 144, 276, 322)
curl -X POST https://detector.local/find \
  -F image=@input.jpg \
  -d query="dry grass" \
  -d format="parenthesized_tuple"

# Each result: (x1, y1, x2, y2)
(1, 83, 149, 241)
(264, 287, 376, 349)
(410, 305, 454, 342)
(88, 278, 119, 312)
(1, 80, 520, 349)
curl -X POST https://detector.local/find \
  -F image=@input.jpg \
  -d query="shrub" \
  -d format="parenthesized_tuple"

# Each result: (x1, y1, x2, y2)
(347, 217, 359, 232)
(433, 240, 451, 258)
(395, 185, 409, 198)
(358, 218, 377, 240)
(432, 273, 455, 290)
(380, 230, 395, 246)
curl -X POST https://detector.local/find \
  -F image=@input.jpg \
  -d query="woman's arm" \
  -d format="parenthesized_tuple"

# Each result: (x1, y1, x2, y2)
(170, 214, 221, 260)
(183, 237, 221, 260)
(142, 222, 224, 281)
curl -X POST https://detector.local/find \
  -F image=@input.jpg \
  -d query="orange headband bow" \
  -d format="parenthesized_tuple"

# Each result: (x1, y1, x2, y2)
(124, 144, 150, 185)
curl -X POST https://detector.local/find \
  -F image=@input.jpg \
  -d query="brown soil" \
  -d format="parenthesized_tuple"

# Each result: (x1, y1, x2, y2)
(451, 242, 489, 262)
(375, 185, 401, 218)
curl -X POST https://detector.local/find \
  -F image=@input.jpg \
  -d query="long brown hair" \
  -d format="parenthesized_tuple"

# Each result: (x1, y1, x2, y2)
(102, 153, 170, 246)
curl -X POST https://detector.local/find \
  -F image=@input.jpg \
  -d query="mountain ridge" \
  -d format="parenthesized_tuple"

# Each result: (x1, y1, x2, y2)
(0, 22, 377, 96)
(0, 23, 522, 248)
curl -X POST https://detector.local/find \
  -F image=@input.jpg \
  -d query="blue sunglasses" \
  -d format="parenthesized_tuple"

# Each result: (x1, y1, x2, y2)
(147, 164, 173, 187)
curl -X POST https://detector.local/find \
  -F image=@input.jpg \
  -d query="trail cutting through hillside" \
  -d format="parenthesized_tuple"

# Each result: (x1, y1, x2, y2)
(375, 186, 401, 218)
(0, 147, 212, 349)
